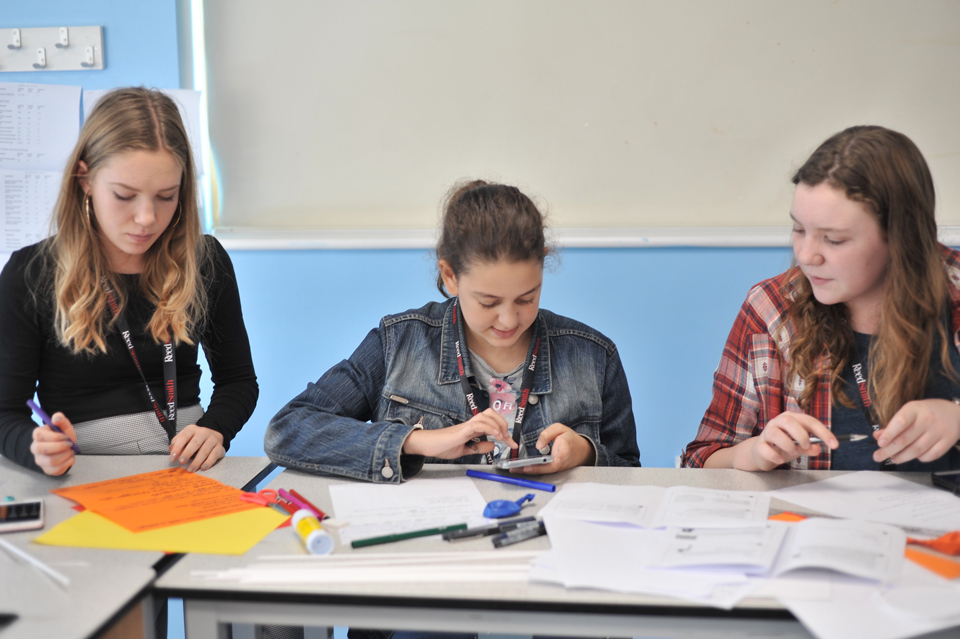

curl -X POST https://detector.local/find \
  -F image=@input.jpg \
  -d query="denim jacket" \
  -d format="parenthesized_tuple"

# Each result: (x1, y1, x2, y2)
(266, 299, 640, 483)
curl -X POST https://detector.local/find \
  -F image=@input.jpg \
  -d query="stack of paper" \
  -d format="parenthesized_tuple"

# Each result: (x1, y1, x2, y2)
(532, 478, 960, 639)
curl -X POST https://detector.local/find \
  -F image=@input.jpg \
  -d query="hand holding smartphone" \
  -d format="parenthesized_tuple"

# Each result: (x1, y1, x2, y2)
(493, 455, 554, 470)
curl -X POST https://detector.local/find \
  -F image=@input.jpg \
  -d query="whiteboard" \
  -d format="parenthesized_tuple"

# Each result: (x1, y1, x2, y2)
(203, 0, 960, 232)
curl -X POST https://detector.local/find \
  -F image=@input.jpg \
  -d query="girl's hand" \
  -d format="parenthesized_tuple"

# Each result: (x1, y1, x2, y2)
(874, 399, 960, 465)
(512, 423, 595, 475)
(170, 425, 225, 472)
(733, 413, 837, 471)
(402, 408, 517, 459)
(30, 411, 77, 476)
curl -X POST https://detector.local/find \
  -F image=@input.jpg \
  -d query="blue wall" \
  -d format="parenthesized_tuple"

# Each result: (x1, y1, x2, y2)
(223, 246, 794, 468)
(0, 1, 179, 89)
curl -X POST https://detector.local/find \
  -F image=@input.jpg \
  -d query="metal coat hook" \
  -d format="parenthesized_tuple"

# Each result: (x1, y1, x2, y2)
(7, 28, 21, 50)
(56, 27, 69, 48)
(33, 47, 46, 69)
(80, 46, 95, 68)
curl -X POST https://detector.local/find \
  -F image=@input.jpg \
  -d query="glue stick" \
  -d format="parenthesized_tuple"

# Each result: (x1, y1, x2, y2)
(292, 508, 334, 555)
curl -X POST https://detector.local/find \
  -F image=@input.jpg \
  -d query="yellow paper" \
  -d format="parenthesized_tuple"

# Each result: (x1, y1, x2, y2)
(33, 507, 287, 555)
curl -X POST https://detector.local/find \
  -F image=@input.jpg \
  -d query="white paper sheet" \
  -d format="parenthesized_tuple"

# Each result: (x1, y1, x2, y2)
(83, 89, 205, 175)
(773, 518, 905, 583)
(0, 83, 81, 172)
(329, 477, 492, 544)
(0, 169, 58, 251)
(537, 482, 771, 528)
(781, 562, 960, 639)
(535, 518, 757, 608)
(653, 522, 788, 573)
(654, 486, 771, 528)
(769, 471, 960, 534)
(535, 482, 660, 525)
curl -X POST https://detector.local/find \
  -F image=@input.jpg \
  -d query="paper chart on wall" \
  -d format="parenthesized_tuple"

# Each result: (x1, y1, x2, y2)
(0, 83, 81, 172)
(329, 477, 491, 544)
(0, 170, 59, 252)
(0, 83, 81, 256)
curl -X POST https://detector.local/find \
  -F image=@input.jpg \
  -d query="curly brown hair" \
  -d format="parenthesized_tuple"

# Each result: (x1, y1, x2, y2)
(786, 125, 955, 427)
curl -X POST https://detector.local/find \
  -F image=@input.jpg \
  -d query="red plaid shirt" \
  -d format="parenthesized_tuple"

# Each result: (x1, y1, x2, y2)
(682, 246, 960, 469)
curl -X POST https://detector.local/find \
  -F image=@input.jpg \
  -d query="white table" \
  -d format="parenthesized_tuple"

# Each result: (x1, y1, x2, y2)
(0, 455, 274, 639)
(155, 465, 960, 639)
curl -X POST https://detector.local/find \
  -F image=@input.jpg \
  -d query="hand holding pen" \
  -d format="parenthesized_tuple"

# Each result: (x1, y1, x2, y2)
(735, 412, 839, 471)
(27, 400, 79, 477)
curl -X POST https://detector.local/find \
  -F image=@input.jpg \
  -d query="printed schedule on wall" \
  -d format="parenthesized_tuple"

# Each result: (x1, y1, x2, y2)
(0, 83, 81, 258)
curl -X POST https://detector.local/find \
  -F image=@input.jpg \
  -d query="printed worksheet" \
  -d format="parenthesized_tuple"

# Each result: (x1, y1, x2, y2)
(653, 523, 789, 573)
(329, 477, 491, 544)
(535, 482, 656, 526)
(653, 518, 904, 583)
(0, 169, 58, 251)
(538, 482, 771, 528)
(0, 83, 80, 172)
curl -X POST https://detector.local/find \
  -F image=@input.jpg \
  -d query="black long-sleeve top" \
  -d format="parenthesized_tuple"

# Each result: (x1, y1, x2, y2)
(0, 236, 258, 472)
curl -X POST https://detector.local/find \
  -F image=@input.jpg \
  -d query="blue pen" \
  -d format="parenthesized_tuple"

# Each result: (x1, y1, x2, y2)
(466, 469, 556, 492)
(27, 400, 80, 454)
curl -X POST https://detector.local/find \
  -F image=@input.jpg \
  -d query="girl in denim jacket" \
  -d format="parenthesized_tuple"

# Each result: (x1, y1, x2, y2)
(267, 180, 640, 482)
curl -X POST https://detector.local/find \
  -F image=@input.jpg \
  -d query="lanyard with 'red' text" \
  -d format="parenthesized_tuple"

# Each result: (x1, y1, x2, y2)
(101, 277, 178, 442)
(452, 299, 540, 462)
(848, 337, 894, 470)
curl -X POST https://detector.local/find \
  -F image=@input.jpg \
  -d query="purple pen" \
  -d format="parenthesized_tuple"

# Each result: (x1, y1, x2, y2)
(27, 399, 80, 454)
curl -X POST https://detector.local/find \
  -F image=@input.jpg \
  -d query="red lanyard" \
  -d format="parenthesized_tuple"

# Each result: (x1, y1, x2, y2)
(452, 300, 540, 461)
(847, 336, 892, 469)
(101, 277, 178, 441)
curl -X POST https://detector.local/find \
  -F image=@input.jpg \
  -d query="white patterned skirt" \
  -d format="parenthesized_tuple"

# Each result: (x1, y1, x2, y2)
(73, 404, 204, 454)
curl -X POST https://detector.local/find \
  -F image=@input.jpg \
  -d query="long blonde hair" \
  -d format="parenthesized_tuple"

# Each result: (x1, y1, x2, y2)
(787, 125, 954, 427)
(40, 87, 209, 354)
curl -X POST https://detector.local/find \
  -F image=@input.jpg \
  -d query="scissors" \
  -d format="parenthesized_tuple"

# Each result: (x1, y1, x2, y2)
(240, 489, 292, 515)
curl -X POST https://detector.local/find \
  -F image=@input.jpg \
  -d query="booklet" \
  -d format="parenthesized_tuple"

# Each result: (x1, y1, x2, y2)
(653, 517, 906, 583)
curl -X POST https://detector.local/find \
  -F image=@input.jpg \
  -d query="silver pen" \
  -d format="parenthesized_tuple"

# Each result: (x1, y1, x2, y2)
(808, 433, 870, 445)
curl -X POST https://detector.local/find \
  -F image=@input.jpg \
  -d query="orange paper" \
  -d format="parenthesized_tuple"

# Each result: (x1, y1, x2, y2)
(51, 467, 259, 532)
(904, 548, 960, 580)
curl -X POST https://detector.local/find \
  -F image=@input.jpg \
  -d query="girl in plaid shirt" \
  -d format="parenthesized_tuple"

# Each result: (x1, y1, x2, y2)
(684, 126, 960, 472)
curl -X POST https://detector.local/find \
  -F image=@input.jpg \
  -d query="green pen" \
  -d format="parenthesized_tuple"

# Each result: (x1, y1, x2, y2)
(351, 523, 468, 548)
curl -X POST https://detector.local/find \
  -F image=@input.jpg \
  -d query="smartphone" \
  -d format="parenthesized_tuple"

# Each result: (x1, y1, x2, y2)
(0, 499, 44, 533)
(493, 455, 554, 470)
(931, 470, 960, 495)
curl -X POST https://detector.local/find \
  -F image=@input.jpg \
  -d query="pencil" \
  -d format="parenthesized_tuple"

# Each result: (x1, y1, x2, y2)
(351, 523, 468, 548)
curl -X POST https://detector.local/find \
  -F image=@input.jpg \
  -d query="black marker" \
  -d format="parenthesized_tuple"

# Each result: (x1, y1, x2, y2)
(492, 521, 546, 548)
(443, 516, 537, 541)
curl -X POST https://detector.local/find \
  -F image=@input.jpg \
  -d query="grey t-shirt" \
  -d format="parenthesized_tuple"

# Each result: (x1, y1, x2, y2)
(470, 350, 524, 461)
